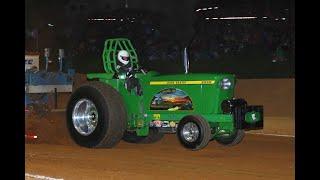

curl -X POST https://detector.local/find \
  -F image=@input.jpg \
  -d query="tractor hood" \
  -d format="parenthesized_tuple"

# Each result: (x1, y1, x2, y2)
(143, 72, 236, 114)
(146, 72, 235, 87)
(149, 73, 234, 81)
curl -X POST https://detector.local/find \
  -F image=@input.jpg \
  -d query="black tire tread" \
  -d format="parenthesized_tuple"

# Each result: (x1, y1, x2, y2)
(178, 115, 211, 151)
(192, 115, 211, 150)
(67, 81, 127, 148)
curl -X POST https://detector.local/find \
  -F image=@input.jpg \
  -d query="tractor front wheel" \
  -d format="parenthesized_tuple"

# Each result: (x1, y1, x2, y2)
(177, 115, 211, 151)
(215, 130, 245, 146)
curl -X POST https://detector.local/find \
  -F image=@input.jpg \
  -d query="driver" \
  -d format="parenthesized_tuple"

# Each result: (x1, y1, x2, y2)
(115, 50, 143, 96)
(116, 50, 131, 73)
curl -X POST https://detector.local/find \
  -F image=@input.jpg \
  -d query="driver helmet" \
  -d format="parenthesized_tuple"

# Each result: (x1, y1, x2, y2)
(117, 50, 130, 65)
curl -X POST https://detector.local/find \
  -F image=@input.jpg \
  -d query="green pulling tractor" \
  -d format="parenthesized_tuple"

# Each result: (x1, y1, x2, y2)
(66, 38, 263, 150)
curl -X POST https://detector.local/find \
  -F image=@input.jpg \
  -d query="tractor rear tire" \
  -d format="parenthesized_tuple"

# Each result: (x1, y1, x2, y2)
(177, 115, 211, 151)
(122, 128, 164, 144)
(66, 81, 127, 148)
(215, 130, 245, 146)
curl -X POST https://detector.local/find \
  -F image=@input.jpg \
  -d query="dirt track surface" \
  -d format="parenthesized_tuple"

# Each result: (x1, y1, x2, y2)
(25, 113, 294, 180)
(25, 134, 294, 180)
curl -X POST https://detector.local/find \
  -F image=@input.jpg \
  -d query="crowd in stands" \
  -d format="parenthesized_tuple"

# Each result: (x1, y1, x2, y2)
(189, 20, 293, 62)
(68, 18, 293, 64)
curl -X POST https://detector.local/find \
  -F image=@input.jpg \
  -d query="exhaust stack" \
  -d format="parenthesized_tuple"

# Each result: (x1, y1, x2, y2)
(183, 47, 189, 74)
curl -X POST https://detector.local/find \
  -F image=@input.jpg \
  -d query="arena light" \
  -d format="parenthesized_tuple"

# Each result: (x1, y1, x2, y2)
(220, 16, 257, 20)
(195, 9, 201, 12)
(208, 7, 213, 10)
(48, 23, 54, 27)
(88, 18, 116, 21)
(262, 17, 268, 19)
(282, 18, 286, 20)
(206, 17, 257, 20)
(89, 18, 105, 21)
(275, 18, 279, 21)
(202, 8, 207, 11)
(214, 6, 219, 9)
(205, 18, 210, 20)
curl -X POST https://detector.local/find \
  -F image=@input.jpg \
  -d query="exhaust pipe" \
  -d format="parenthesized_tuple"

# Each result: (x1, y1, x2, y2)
(183, 47, 189, 74)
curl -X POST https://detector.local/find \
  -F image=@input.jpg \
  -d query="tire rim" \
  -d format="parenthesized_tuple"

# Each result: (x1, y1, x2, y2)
(182, 122, 199, 142)
(72, 98, 99, 136)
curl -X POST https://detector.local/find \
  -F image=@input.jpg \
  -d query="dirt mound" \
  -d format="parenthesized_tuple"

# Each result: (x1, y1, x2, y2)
(235, 78, 295, 117)
(25, 112, 76, 146)
(25, 73, 89, 145)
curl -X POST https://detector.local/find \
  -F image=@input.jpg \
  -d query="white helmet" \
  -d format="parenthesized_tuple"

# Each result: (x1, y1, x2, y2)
(117, 50, 130, 65)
